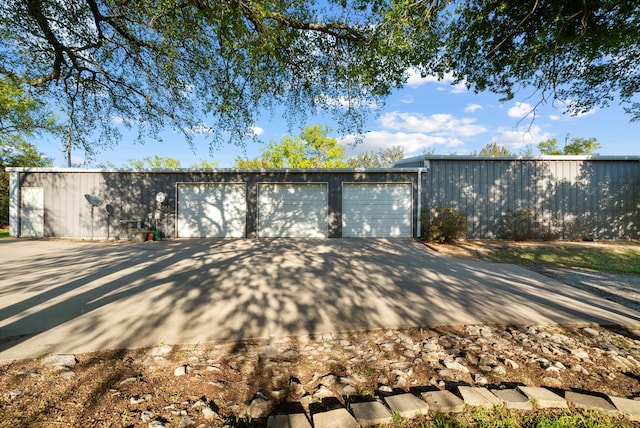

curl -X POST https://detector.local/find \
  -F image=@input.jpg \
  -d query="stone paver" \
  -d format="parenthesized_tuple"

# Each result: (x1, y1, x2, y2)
(384, 393, 429, 418)
(312, 408, 359, 428)
(458, 386, 501, 407)
(609, 396, 640, 422)
(518, 387, 568, 409)
(565, 391, 617, 415)
(490, 389, 533, 410)
(350, 401, 393, 427)
(267, 413, 312, 428)
(420, 390, 464, 413)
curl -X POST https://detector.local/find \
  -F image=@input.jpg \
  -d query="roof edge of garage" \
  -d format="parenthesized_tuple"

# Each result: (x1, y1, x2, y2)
(5, 167, 424, 173)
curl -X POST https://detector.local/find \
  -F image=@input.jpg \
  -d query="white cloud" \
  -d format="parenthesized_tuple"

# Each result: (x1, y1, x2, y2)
(574, 107, 598, 118)
(489, 125, 552, 149)
(340, 110, 487, 157)
(250, 125, 264, 136)
(559, 99, 598, 118)
(340, 131, 463, 157)
(379, 111, 487, 137)
(405, 68, 468, 93)
(507, 102, 535, 119)
(400, 95, 414, 104)
(464, 104, 483, 113)
(315, 94, 379, 110)
(405, 68, 441, 87)
(186, 122, 214, 135)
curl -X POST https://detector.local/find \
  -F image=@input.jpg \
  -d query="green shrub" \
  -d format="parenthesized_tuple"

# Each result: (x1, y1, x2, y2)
(421, 206, 467, 243)
(501, 208, 539, 241)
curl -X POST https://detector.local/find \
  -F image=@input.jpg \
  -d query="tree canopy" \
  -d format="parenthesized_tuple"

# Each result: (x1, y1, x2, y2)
(1, 76, 55, 223)
(234, 125, 347, 168)
(348, 146, 404, 168)
(0, 0, 442, 150)
(538, 137, 600, 155)
(478, 142, 511, 156)
(1, 0, 638, 155)
(436, 1, 640, 119)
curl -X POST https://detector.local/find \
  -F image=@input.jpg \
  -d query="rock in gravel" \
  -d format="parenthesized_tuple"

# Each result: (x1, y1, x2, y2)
(174, 365, 189, 376)
(289, 380, 306, 400)
(141, 410, 154, 422)
(504, 358, 519, 369)
(443, 359, 469, 373)
(339, 384, 358, 397)
(320, 374, 337, 387)
(177, 416, 195, 427)
(245, 397, 272, 419)
(148, 344, 173, 356)
(491, 365, 506, 376)
(6, 389, 22, 400)
(202, 406, 217, 420)
(465, 326, 481, 336)
(571, 348, 590, 360)
(313, 385, 335, 400)
(42, 354, 77, 368)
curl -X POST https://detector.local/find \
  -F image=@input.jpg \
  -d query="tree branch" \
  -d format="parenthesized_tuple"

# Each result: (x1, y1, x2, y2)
(487, 0, 539, 57)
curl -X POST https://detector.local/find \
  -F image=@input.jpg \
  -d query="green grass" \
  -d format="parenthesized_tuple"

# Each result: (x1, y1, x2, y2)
(0, 228, 9, 239)
(383, 408, 633, 428)
(487, 245, 640, 275)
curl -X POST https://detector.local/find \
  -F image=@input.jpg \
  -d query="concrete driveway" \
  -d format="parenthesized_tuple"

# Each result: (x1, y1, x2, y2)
(1, 238, 639, 360)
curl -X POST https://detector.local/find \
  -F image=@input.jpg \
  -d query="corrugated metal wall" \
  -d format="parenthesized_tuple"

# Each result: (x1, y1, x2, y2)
(12, 169, 419, 239)
(421, 157, 640, 240)
(9, 157, 640, 240)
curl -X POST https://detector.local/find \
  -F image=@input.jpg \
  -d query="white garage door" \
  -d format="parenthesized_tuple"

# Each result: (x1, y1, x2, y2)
(342, 183, 412, 237)
(177, 183, 246, 238)
(258, 183, 328, 237)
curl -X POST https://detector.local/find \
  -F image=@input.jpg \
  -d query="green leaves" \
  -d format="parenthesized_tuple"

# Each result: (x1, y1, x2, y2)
(1, 0, 442, 151)
(234, 124, 348, 168)
(1, 0, 638, 156)
(437, 0, 640, 120)
(537, 137, 600, 155)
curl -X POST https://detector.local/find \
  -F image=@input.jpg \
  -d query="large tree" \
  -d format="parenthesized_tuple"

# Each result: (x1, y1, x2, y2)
(348, 146, 404, 168)
(538, 137, 600, 155)
(434, 1, 640, 119)
(1, 0, 638, 158)
(0, 0, 441, 150)
(1, 76, 57, 224)
(234, 124, 347, 168)
(478, 142, 511, 156)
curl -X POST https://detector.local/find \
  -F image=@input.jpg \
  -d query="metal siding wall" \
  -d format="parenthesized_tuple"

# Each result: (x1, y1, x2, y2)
(15, 162, 638, 240)
(423, 158, 640, 240)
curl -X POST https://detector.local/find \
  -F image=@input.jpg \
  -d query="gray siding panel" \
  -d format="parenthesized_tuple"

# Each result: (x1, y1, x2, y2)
(10, 159, 639, 240)
(13, 169, 419, 239)
(421, 158, 640, 240)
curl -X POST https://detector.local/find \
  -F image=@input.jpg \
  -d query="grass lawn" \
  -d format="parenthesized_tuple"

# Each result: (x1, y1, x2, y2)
(487, 244, 640, 275)
(0, 228, 9, 239)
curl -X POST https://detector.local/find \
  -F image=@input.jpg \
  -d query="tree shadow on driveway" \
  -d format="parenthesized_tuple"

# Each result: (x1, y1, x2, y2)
(1, 238, 639, 360)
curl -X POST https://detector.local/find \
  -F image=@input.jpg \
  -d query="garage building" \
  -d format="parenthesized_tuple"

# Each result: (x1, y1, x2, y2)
(6, 168, 422, 239)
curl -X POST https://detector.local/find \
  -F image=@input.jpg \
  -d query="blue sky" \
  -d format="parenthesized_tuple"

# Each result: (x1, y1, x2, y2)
(38, 69, 640, 168)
